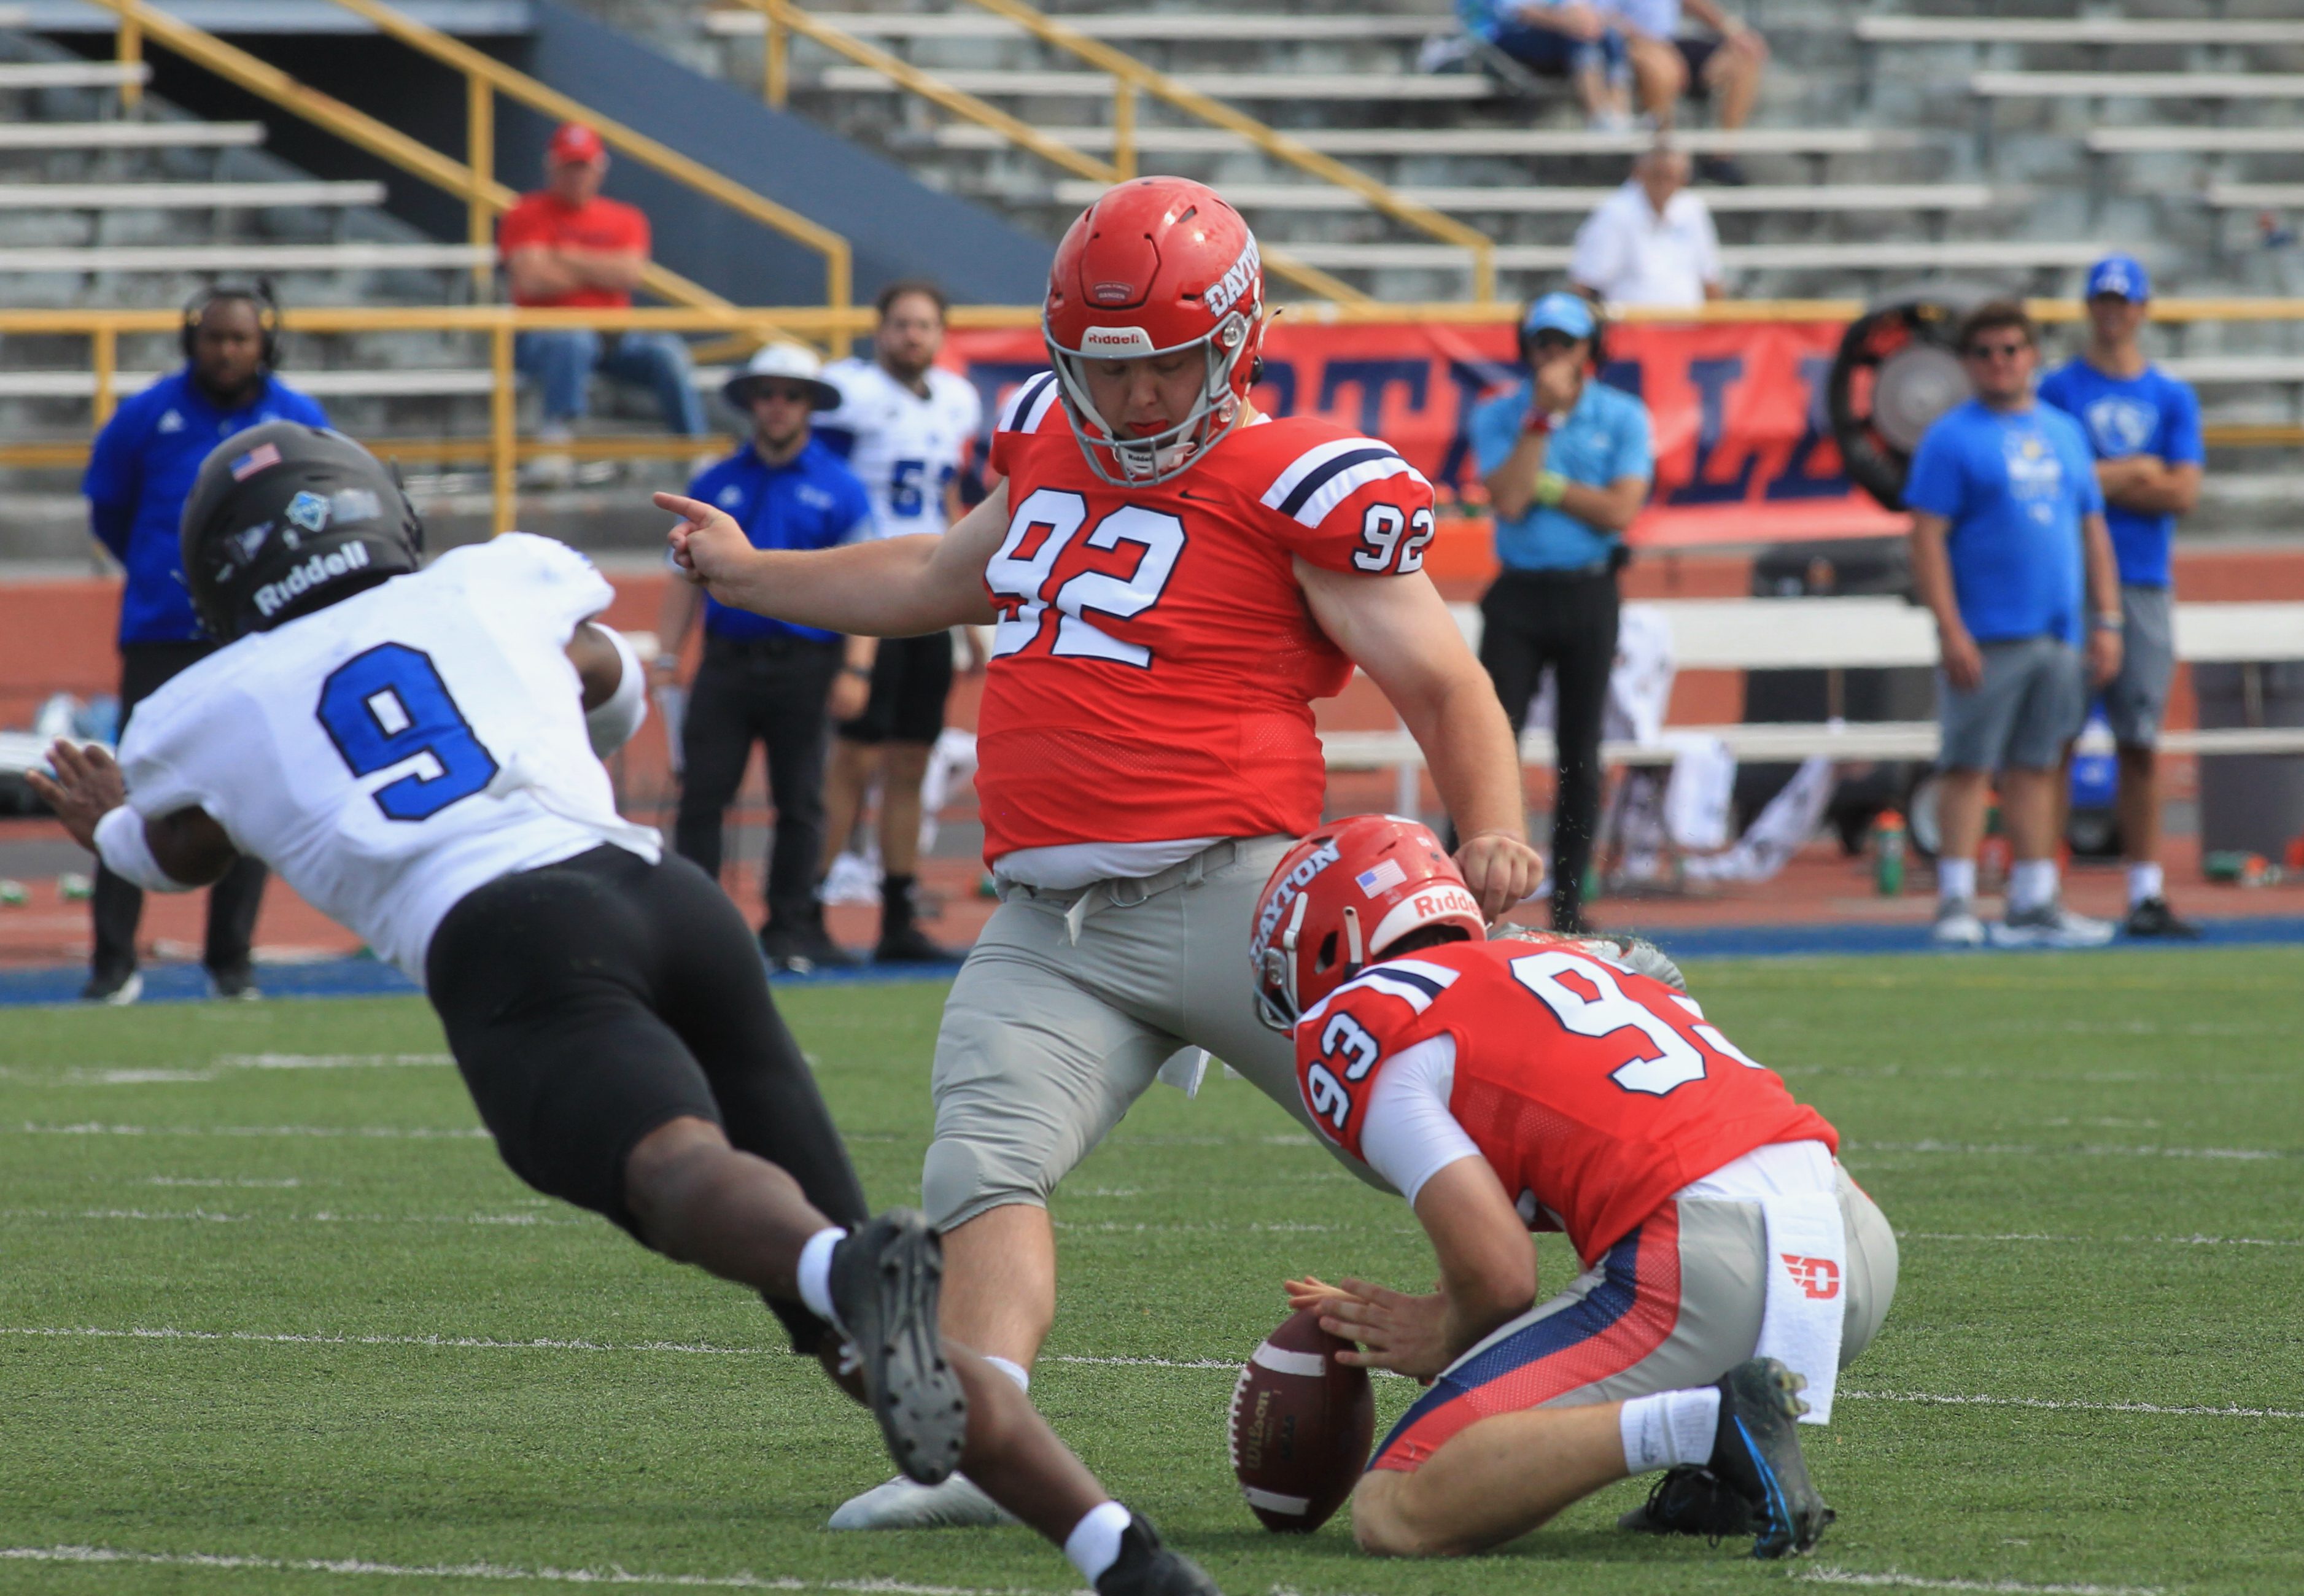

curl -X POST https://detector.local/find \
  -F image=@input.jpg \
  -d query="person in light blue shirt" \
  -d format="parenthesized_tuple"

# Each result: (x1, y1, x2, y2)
(76, 285, 327, 1005)
(1904, 300, 2122, 951)
(1468, 292, 1654, 932)
(1459, 0, 1632, 129)
(2036, 254, 2205, 939)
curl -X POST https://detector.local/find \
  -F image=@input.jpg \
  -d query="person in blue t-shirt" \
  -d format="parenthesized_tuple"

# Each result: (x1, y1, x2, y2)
(1905, 301, 2122, 951)
(2038, 255, 2205, 940)
(1472, 291, 1654, 932)
(654, 343, 875, 972)
(76, 285, 328, 1005)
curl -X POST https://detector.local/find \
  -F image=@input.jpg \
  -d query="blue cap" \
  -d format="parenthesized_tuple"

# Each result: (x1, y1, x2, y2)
(2085, 254, 2151, 303)
(1522, 291, 1597, 341)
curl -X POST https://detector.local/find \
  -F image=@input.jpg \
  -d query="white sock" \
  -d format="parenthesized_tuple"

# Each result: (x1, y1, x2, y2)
(1063, 1500, 1133, 1582)
(2128, 861, 2163, 906)
(2009, 858, 2059, 914)
(1618, 1387, 1722, 1474)
(1937, 856, 1977, 904)
(983, 1355, 1031, 1394)
(796, 1226, 847, 1330)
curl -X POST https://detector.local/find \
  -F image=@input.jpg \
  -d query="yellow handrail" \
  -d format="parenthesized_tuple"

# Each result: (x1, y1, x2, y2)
(91, 0, 853, 351)
(14, 298, 2304, 528)
(731, 0, 1370, 307)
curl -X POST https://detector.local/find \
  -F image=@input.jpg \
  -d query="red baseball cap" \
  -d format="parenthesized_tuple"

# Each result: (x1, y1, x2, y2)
(546, 122, 607, 166)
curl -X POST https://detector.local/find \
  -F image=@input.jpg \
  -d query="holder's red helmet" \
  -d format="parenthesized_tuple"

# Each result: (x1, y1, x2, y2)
(1251, 814, 1487, 1032)
(1043, 176, 1266, 486)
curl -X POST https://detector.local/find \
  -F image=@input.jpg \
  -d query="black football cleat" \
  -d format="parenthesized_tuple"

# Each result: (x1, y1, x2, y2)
(759, 918, 856, 975)
(2123, 896, 2202, 940)
(828, 1210, 967, 1486)
(1618, 1465, 1759, 1543)
(1095, 1514, 1224, 1596)
(874, 921, 960, 964)
(1705, 1358, 1831, 1559)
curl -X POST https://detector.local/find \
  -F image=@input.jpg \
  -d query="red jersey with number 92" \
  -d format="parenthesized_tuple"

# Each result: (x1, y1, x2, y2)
(1295, 940, 1839, 1265)
(978, 373, 1436, 861)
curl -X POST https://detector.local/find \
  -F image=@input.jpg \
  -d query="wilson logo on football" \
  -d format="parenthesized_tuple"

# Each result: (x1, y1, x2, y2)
(1782, 1253, 1841, 1300)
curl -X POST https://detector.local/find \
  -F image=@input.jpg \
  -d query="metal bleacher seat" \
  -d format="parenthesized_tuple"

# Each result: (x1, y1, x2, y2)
(1973, 72, 2304, 104)
(0, 242, 492, 272)
(0, 367, 496, 398)
(1855, 17, 2304, 48)
(2089, 127, 2304, 158)
(932, 125, 1912, 158)
(1053, 180, 2015, 219)
(0, 60, 147, 89)
(0, 180, 389, 211)
(0, 120, 264, 150)
(1274, 238, 2116, 277)
(707, 10, 1443, 42)
(821, 66, 1491, 102)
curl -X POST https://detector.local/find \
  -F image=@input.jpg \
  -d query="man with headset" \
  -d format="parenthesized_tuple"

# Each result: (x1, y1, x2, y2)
(77, 283, 327, 1003)
(1471, 292, 1654, 933)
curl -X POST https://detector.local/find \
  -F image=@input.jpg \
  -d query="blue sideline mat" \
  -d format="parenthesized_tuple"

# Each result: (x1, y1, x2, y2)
(1, 918, 2298, 1008)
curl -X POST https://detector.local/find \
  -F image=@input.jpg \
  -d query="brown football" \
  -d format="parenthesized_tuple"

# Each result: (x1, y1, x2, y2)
(1227, 1306, 1375, 1532)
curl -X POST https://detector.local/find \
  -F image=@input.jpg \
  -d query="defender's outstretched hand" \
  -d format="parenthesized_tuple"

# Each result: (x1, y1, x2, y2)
(25, 739, 126, 851)
(1284, 1274, 1452, 1381)
(654, 491, 753, 594)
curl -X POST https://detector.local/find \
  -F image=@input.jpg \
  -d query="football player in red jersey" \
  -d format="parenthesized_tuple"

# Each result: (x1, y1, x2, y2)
(659, 177, 1545, 1528)
(1256, 815, 1899, 1560)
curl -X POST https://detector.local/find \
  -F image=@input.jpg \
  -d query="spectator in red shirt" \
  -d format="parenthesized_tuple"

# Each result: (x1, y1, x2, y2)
(500, 122, 705, 479)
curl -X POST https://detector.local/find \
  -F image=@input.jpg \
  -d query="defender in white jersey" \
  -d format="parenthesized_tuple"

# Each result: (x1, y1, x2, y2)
(28, 420, 1225, 1596)
(814, 280, 987, 962)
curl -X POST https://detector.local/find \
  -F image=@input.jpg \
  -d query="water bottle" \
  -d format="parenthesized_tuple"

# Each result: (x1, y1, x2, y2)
(1873, 809, 1907, 897)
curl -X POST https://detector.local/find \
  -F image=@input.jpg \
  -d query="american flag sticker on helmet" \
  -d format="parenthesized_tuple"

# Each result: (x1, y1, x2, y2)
(1355, 859, 1406, 897)
(229, 443, 282, 481)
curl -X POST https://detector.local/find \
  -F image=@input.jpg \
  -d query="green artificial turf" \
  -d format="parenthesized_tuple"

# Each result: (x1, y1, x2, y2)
(1, 949, 2298, 1595)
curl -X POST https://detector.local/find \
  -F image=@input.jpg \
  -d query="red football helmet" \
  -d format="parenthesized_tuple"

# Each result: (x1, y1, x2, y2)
(1043, 176, 1266, 487)
(1252, 814, 1488, 1032)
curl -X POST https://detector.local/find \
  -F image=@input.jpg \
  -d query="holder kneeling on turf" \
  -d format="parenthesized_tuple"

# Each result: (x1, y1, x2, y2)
(1251, 814, 1901, 1559)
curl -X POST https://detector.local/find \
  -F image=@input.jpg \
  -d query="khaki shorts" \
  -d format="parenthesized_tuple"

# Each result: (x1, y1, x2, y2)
(923, 835, 1355, 1231)
(1372, 1165, 1897, 1471)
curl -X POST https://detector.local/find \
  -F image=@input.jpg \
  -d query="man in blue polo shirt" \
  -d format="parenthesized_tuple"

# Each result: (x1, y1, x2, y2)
(1472, 291, 1654, 932)
(1906, 300, 2123, 950)
(2039, 255, 2205, 939)
(78, 284, 328, 1004)
(653, 343, 875, 972)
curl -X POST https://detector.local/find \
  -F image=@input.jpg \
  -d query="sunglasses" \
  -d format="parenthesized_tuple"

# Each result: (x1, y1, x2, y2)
(750, 383, 816, 404)
(1529, 330, 1581, 351)
(1964, 340, 2031, 360)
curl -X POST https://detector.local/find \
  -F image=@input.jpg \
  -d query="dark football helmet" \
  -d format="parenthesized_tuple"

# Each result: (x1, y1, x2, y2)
(179, 422, 424, 640)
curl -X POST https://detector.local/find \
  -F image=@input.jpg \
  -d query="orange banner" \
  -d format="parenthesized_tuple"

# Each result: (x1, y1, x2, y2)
(944, 320, 1905, 549)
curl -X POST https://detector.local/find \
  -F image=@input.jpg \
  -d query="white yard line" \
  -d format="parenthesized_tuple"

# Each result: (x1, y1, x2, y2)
(1907, 1231, 2302, 1249)
(217, 1054, 452, 1068)
(1848, 1139, 2286, 1160)
(8, 1325, 2297, 1418)
(0, 1545, 1072, 1594)
(17, 1121, 490, 1139)
(1839, 1389, 2304, 1420)
(1802, 1571, 2164, 1595)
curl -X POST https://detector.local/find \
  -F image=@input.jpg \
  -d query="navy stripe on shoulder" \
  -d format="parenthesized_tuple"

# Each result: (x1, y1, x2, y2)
(1274, 444, 1401, 519)
(998, 371, 1057, 433)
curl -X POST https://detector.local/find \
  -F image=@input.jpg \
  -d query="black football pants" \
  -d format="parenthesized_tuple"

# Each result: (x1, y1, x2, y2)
(1478, 568, 1620, 933)
(90, 640, 270, 983)
(672, 633, 842, 934)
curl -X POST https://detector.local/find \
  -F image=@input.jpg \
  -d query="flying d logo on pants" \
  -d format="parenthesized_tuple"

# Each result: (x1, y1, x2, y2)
(1781, 1253, 1841, 1301)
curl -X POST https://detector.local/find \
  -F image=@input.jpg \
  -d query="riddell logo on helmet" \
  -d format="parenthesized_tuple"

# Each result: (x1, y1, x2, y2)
(1081, 325, 1157, 355)
(251, 539, 370, 618)
(1202, 237, 1261, 320)
(1412, 888, 1480, 921)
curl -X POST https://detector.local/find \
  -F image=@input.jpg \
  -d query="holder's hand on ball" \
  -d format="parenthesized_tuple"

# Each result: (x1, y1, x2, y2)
(1286, 1274, 1452, 1381)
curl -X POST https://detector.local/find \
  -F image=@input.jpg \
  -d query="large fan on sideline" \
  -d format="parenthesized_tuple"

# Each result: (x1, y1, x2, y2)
(1825, 285, 1993, 511)
(1228, 1307, 1375, 1532)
